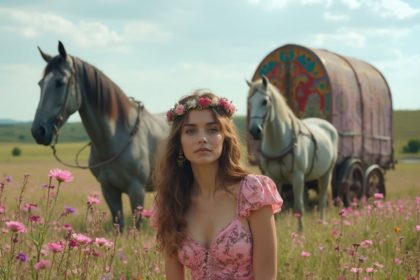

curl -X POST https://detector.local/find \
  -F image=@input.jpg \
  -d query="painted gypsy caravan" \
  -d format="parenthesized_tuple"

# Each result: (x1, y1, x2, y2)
(247, 43, 395, 207)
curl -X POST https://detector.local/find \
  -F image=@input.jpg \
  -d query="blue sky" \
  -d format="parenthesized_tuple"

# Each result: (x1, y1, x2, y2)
(0, 0, 419, 122)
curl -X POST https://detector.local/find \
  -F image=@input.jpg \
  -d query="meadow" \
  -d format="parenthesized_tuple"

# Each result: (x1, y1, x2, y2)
(0, 111, 419, 280)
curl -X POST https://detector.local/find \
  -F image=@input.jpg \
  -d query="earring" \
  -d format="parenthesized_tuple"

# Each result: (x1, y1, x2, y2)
(177, 150, 185, 167)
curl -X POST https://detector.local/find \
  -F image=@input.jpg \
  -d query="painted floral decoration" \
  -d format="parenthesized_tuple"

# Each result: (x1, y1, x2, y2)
(166, 96, 236, 122)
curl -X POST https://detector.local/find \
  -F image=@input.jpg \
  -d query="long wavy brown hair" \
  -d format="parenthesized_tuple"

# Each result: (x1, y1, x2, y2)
(152, 91, 250, 255)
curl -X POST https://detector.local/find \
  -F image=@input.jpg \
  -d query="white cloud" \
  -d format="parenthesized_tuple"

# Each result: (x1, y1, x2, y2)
(310, 25, 411, 48)
(0, 7, 171, 52)
(340, 0, 361, 9)
(247, 0, 332, 9)
(323, 11, 350, 21)
(367, 0, 419, 19)
(0, 63, 41, 120)
(123, 21, 172, 43)
(311, 28, 366, 48)
(374, 50, 420, 109)
(377, 50, 420, 79)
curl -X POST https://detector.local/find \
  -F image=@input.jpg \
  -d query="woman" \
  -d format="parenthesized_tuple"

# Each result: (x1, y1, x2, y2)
(152, 90, 283, 279)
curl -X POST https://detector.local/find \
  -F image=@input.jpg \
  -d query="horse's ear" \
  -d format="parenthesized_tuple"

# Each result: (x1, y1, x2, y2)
(38, 46, 52, 63)
(58, 41, 67, 59)
(262, 75, 269, 88)
(246, 79, 253, 88)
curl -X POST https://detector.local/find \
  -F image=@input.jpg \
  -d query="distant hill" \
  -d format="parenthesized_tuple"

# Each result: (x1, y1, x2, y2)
(0, 111, 419, 151)
(0, 122, 89, 143)
(0, 119, 26, 125)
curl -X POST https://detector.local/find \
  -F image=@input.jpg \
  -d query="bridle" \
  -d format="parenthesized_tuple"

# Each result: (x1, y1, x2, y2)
(249, 87, 317, 178)
(248, 88, 269, 121)
(49, 57, 143, 169)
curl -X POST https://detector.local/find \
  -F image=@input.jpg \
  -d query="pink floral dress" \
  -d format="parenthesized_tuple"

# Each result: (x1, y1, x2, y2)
(177, 174, 283, 279)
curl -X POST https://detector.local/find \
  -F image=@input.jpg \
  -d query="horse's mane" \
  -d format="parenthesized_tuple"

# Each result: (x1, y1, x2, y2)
(43, 56, 133, 122)
(267, 82, 302, 136)
(76, 57, 133, 122)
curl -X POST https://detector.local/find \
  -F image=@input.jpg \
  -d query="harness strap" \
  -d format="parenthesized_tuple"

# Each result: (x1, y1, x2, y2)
(259, 115, 318, 179)
(50, 57, 143, 169)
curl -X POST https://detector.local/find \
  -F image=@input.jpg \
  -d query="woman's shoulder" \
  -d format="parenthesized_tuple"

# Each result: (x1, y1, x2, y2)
(242, 174, 274, 184)
(238, 174, 283, 217)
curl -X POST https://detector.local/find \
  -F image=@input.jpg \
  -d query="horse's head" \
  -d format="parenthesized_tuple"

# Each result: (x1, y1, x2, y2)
(32, 41, 81, 145)
(246, 76, 274, 140)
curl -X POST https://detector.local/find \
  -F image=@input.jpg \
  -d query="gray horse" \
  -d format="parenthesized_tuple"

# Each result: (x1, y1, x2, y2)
(31, 41, 169, 230)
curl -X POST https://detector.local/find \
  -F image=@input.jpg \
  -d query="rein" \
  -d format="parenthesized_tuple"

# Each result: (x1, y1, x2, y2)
(51, 99, 143, 169)
(49, 58, 143, 169)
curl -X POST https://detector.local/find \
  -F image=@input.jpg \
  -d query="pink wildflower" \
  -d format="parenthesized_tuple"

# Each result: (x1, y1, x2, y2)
(360, 239, 373, 248)
(350, 267, 362, 273)
(22, 203, 37, 212)
(0, 205, 5, 214)
(366, 267, 375, 273)
(72, 233, 92, 245)
(300, 251, 311, 257)
(68, 239, 78, 248)
(416, 225, 420, 232)
(48, 168, 73, 183)
(29, 215, 42, 224)
(34, 259, 51, 271)
(5, 221, 26, 233)
(174, 104, 185, 116)
(374, 193, 384, 200)
(141, 209, 154, 218)
(393, 258, 402, 265)
(47, 241, 65, 253)
(63, 224, 73, 232)
(94, 237, 113, 248)
(87, 194, 100, 206)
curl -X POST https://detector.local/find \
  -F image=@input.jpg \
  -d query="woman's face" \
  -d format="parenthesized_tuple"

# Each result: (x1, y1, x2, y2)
(180, 109, 224, 167)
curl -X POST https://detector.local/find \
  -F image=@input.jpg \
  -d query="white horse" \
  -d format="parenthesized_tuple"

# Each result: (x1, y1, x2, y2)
(247, 76, 339, 231)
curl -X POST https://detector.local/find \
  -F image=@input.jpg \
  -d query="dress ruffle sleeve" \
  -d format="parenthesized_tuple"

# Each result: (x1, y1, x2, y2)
(239, 175, 283, 218)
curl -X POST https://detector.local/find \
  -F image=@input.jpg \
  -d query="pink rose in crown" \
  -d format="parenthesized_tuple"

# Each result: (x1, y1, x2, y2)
(198, 97, 212, 108)
(219, 98, 236, 114)
(174, 104, 185, 115)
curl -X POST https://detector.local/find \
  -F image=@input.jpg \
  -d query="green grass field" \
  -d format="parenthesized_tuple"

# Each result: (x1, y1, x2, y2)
(0, 110, 419, 279)
(0, 147, 418, 279)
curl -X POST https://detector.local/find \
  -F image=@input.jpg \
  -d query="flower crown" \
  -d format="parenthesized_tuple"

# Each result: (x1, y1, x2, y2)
(166, 96, 236, 122)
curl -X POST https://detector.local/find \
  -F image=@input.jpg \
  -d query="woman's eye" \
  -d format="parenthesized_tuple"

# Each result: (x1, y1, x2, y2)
(185, 128, 196, 134)
(208, 127, 219, 133)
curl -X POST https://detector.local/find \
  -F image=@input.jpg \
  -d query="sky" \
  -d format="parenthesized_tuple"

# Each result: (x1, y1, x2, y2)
(0, 0, 419, 122)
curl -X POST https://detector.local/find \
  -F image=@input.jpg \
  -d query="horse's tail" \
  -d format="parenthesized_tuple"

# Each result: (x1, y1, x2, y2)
(328, 123, 340, 164)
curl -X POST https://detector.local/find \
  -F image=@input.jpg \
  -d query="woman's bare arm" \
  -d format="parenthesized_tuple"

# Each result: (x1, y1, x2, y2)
(164, 250, 185, 280)
(249, 205, 278, 280)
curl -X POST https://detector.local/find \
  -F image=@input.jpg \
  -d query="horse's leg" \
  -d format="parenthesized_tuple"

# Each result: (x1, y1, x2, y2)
(318, 167, 333, 221)
(292, 172, 305, 231)
(127, 181, 145, 229)
(101, 185, 124, 231)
